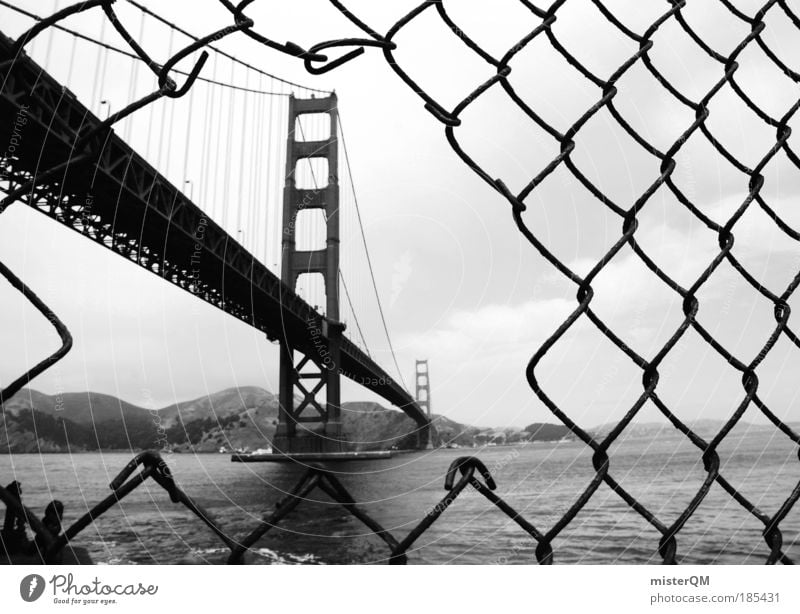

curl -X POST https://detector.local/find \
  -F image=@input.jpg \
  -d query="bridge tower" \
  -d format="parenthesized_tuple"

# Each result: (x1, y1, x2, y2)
(415, 359, 431, 419)
(415, 359, 435, 448)
(274, 93, 345, 454)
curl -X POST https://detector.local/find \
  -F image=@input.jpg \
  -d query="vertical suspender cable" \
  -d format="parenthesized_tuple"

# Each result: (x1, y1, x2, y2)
(222, 59, 236, 230)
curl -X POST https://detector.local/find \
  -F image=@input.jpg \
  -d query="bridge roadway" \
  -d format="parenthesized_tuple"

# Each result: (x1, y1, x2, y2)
(0, 33, 429, 436)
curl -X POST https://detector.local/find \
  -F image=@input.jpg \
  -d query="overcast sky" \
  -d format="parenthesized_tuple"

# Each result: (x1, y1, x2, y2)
(1, 0, 799, 428)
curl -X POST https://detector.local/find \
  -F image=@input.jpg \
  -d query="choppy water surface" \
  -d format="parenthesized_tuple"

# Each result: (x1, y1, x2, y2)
(2, 429, 798, 564)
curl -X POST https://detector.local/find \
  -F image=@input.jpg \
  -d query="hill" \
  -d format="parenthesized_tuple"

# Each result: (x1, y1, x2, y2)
(0, 388, 429, 453)
(1, 388, 578, 453)
(3, 389, 153, 425)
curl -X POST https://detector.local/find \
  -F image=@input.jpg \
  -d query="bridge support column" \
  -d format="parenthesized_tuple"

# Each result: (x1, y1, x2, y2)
(415, 360, 435, 449)
(274, 93, 346, 455)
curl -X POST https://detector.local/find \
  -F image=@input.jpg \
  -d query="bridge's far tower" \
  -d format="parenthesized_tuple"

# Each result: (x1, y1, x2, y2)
(415, 359, 435, 448)
(274, 93, 345, 454)
(415, 360, 431, 419)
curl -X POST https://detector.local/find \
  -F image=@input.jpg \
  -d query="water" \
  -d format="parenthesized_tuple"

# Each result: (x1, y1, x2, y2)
(2, 430, 798, 564)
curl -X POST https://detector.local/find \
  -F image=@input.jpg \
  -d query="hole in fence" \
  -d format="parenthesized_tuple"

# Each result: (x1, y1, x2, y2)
(534, 313, 644, 428)
(612, 61, 696, 154)
(520, 164, 622, 270)
(693, 258, 779, 361)
(756, 334, 800, 424)
(734, 43, 800, 122)
(669, 130, 745, 220)
(728, 203, 800, 293)
(456, 86, 560, 195)
(569, 106, 662, 209)
(591, 243, 686, 358)
(704, 83, 781, 170)
(678, 0, 751, 59)
(507, 32, 600, 134)
(598, 402, 710, 533)
(391, 5, 495, 110)
(680, 492, 775, 563)
(594, 0, 667, 35)
(441, 0, 541, 60)
(632, 184, 720, 289)
(655, 326, 745, 421)
(761, 148, 800, 209)
(761, 6, 800, 76)
(647, 17, 721, 103)
(550, 0, 638, 80)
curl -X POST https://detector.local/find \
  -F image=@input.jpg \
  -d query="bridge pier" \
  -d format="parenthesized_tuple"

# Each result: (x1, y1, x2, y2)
(275, 93, 346, 455)
(274, 321, 346, 454)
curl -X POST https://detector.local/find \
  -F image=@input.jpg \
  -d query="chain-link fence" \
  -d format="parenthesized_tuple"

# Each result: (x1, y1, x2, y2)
(2, 1, 799, 564)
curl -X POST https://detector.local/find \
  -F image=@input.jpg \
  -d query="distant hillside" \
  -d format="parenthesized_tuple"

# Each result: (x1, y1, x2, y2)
(0, 388, 428, 453)
(0, 407, 90, 453)
(0, 405, 162, 453)
(3, 389, 153, 425)
(524, 423, 574, 441)
(157, 387, 281, 452)
(157, 386, 279, 428)
(431, 414, 481, 447)
(587, 420, 800, 441)
(1, 387, 579, 453)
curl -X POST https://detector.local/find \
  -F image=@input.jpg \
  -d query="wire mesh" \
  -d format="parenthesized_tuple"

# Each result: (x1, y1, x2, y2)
(278, 0, 800, 564)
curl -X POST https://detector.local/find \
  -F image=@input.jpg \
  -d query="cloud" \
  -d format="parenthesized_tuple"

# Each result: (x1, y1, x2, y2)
(389, 250, 413, 306)
(400, 295, 575, 368)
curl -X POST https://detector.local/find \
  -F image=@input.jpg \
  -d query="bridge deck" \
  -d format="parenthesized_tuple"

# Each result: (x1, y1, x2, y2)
(0, 33, 427, 429)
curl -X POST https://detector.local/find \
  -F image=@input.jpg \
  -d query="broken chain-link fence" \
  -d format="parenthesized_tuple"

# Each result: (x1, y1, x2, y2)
(2, 0, 799, 564)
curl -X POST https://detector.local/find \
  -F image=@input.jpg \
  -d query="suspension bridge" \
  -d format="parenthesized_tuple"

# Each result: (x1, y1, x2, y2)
(0, 1, 432, 454)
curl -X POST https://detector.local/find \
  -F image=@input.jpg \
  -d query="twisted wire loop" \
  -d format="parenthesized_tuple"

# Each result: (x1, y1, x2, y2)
(389, 457, 545, 564)
(274, 0, 800, 563)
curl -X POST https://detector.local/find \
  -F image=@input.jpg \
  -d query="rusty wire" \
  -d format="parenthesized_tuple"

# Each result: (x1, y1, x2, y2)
(1, 0, 799, 565)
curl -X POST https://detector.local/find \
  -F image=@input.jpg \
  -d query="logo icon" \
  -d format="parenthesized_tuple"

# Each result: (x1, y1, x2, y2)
(20, 574, 45, 602)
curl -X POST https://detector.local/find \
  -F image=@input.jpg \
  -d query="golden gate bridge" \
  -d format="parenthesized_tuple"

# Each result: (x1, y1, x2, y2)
(0, 0, 432, 455)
